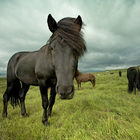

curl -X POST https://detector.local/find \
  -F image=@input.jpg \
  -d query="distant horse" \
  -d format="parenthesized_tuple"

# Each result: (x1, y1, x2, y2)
(127, 67, 140, 94)
(2, 14, 86, 126)
(75, 70, 95, 90)
(110, 72, 114, 74)
(119, 71, 122, 77)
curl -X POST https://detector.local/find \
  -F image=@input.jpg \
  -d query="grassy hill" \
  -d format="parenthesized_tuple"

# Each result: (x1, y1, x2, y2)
(0, 69, 140, 140)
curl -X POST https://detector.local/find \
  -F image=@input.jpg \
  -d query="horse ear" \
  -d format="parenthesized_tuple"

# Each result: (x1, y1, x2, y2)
(47, 14, 58, 33)
(74, 15, 82, 28)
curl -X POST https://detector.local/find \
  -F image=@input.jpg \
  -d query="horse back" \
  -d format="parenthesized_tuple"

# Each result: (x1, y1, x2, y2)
(127, 67, 137, 81)
(9, 45, 53, 86)
(76, 73, 94, 82)
(7, 52, 29, 79)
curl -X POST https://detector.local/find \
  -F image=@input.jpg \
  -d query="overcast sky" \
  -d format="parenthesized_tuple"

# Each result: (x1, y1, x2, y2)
(0, 0, 140, 73)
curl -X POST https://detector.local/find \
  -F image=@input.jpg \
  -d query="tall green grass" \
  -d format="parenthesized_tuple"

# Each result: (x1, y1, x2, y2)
(0, 69, 140, 140)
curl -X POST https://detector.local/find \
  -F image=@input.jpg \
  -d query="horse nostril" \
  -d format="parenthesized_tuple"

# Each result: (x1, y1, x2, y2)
(60, 92, 65, 97)
(56, 85, 74, 99)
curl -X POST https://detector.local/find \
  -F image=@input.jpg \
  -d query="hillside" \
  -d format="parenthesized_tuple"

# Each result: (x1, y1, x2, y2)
(0, 69, 140, 140)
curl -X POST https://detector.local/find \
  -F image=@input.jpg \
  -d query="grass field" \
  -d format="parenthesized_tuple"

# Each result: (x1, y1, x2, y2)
(0, 69, 140, 140)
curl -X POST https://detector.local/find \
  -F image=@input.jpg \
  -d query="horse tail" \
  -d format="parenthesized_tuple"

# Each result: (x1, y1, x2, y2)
(5, 53, 22, 108)
(90, 74, 95, 87)
(4, 72, 21, 109)
(10, 80, 21, 108)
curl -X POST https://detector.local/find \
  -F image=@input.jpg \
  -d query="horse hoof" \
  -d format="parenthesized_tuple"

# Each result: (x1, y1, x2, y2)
(2, 113, 7, 118)
(42, 121, 50, 126)
(47, 114, 51, 117)
(22, 113, 29, 117)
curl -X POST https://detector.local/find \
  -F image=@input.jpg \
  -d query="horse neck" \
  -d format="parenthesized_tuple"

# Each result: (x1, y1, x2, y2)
(43, 44, 51, 57)
(39, 44, 53, 68)
(77, 70, 82, 76)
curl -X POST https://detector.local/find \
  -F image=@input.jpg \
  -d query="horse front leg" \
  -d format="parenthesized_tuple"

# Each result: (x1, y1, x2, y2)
(77, 82, 79, 90)
(19, 83, 29, 117)
(40, 86, 49, 126)
(80, 82, 81, 90)
(47, 86, 56, 117)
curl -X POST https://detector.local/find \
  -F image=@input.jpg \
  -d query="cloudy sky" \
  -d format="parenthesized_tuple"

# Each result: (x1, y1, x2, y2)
(0, 0, 140, 73)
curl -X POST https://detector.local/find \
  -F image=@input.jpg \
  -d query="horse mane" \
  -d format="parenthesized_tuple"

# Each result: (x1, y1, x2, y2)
(48, 17, 87, 58)
(39, 45, 47, 50)
(75, 69, 83, 76)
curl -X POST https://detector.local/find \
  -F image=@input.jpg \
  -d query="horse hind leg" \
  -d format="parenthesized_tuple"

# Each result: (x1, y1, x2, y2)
(19, 82, 30, 117)
(91, 80, 95, 89)
(2, 79, 21, 118)
(79, 82, 81, 90)
(2, 86, 13, 118)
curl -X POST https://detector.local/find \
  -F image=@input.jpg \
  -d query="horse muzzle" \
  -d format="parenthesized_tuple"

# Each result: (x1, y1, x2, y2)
(56, 85, 74, 99)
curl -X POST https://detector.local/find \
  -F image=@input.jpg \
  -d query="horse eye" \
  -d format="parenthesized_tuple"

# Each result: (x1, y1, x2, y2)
(50, 46, 53, 50)
(61, 38, 65, 43)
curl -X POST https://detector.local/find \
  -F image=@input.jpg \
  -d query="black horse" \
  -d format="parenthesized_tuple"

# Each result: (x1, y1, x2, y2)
(127, 67, 140, 94)
(2, 14, 86, 126)
(119, 71, 122, 77)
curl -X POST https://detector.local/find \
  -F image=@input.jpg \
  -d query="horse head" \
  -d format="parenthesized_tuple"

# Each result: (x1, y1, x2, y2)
(47, 14, 86, 99)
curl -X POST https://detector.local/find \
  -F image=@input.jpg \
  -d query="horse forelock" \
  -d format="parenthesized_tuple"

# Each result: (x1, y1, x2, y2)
(48, 17, 87, 58)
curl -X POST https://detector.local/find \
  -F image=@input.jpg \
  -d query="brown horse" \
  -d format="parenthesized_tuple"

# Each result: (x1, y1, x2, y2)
(75, 70, 95, 90)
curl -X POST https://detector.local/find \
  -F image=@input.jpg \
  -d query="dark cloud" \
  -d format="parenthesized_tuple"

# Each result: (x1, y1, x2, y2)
(0, 0, 140, 73)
